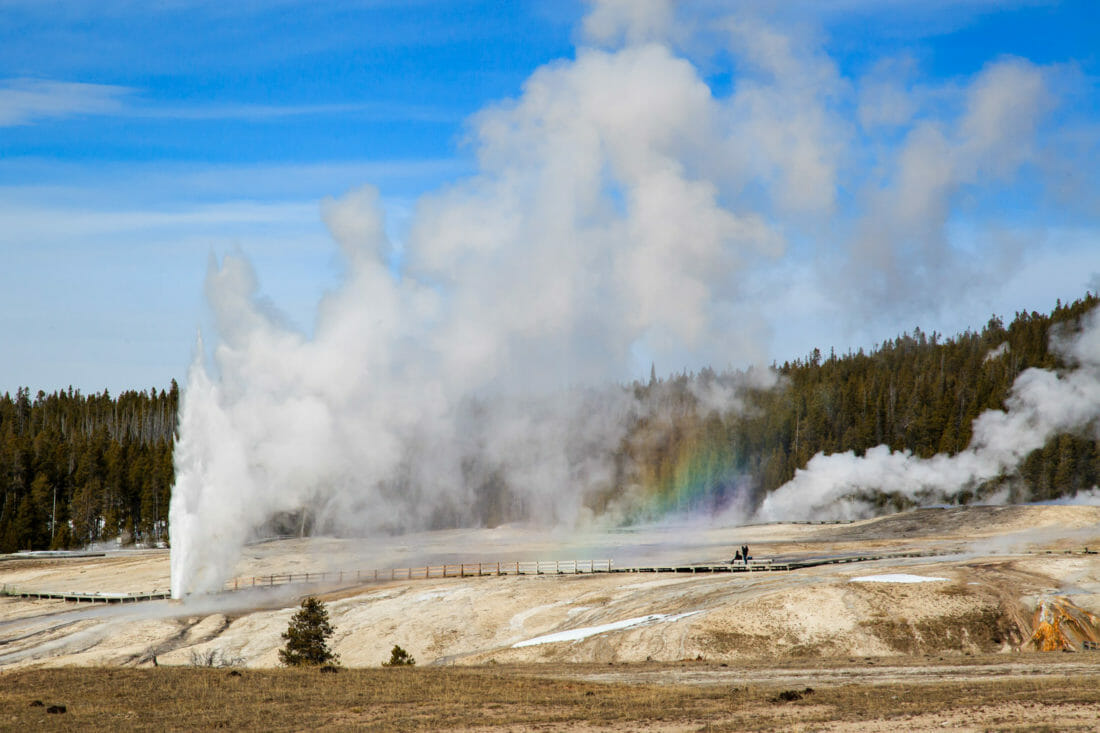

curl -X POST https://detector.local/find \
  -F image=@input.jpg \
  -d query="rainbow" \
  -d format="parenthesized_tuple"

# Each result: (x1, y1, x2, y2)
(618, 423, 749, 522)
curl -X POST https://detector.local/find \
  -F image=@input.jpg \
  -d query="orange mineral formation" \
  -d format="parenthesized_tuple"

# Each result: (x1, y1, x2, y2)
(1028, 596, 1100, 652)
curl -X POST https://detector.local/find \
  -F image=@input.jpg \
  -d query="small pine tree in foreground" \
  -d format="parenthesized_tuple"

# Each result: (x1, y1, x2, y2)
(382, 644, 415, 667)
(279, 597, 338, 667)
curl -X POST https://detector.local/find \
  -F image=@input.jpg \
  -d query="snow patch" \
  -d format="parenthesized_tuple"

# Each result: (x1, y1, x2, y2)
(850, 574, 949, 584)
(511, 611, 701, 648)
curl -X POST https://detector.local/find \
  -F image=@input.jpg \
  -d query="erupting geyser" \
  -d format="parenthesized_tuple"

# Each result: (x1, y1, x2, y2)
(169, 1, 1085, 598)
(167, 43, 785, 597)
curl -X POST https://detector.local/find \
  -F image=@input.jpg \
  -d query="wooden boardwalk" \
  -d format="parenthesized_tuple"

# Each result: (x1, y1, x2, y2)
(217, 554, 922, 592)
(224, 560, 619, 590)
(219, 551, 940, 591)
(1, 588, 170, 603)
(1, 550, 942, 603)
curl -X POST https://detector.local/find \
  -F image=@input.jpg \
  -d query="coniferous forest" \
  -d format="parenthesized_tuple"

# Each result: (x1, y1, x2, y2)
(614, 293, 1100, 519)
(0, 384, 177, 552)
(1, 295, 1098, 552)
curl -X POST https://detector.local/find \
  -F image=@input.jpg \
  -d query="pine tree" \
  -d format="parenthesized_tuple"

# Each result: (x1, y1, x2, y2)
(383, 644, 416, 667)
(279, 597, 339, 667)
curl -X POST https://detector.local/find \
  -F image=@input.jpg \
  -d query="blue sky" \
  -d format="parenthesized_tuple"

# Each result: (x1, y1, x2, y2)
(2, 0, 1099, 393)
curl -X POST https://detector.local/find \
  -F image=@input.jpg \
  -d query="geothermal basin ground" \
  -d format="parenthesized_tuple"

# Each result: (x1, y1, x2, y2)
(2, 504, 1100, 730)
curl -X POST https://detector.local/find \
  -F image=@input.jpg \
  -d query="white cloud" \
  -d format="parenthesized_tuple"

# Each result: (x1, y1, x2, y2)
(958, 57, 1050, 177)
(131, 100, 458, 124)
(839, 57, 1058, 316)
(0, 158, 468, 207)
(722, 16, 848, 216)
(0, 77, 132, 126)
(582, 0, 677, 47)
(0, 200, 321, 240)
(857, 56, 922, 130)
(0, 77, 457, 128)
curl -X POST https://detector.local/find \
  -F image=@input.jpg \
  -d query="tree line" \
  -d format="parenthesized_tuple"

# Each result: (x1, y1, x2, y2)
(2, 294, 1097, 551)
(613, 293, 1100, 518)
(0, 383, 177, 552)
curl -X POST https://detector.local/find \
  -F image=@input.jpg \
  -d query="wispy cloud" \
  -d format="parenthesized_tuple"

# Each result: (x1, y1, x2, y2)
(727, 0, 1051, 24)
(0, 158, 471, 208)
(0, 77, 132, 126)
(0, 199, 321, 240)
(133, 101, 459, 124)
(0, 77, 459, 126)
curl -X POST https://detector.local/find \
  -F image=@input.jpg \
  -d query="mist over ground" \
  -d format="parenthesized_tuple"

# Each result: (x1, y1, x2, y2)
(169, 1, 1099, 598)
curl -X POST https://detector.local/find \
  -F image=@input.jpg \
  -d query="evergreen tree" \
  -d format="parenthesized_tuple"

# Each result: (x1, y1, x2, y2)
(279, 597, 339, 667)
(382, 644, 416, 667)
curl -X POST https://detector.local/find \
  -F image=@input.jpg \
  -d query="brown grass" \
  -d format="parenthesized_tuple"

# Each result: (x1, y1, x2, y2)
(3, 664, 1100, 731)
(861, 606, 1020, 655)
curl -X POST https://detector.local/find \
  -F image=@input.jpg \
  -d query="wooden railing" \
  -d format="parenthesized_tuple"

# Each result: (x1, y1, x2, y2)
(0, 586, 170, 603)
(222, 559, 615, 591)
(6, 549, 969, 602)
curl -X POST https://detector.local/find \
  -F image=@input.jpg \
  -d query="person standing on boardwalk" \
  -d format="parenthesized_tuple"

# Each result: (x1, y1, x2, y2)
(742, 545, 749, 565)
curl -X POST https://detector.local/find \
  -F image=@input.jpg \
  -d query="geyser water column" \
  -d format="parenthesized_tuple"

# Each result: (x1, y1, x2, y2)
(169, 344, 255, 598)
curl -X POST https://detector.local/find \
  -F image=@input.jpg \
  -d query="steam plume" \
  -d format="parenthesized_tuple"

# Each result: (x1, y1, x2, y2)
(169, 3, 1076, 597)
(757, 307, 1100, 521)
(169, 40, 783, 597)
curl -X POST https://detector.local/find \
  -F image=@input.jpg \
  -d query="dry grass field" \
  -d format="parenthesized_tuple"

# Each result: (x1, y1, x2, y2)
(3, 664, 1100, 732)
